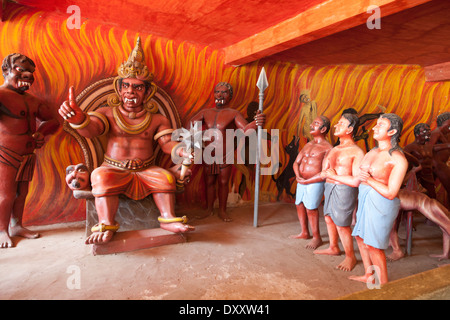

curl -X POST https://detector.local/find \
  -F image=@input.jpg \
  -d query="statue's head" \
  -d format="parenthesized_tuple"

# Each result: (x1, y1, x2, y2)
(65, 163, 91, 191)
(310, 116, 331, 137)
(318, 115, 331, 135)
(1, 53, 35, 93)
(299, 89, 311, 104)
(334, 113, 358, 138)
(413, 123, 431, 144)
(117, 77, 151, 110)
(112, 37, 157, 112)
(375, 113, 403, 155)
(437, 112, 450, 128)
(214, 82, 233, 108)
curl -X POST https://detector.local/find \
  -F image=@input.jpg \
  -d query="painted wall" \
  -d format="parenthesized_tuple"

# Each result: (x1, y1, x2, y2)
(1, 5, 448, 226)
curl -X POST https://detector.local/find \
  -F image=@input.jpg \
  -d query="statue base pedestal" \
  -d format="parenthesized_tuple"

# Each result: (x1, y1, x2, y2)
(91, 228, 186, 255)
(85, 196, 160, 236)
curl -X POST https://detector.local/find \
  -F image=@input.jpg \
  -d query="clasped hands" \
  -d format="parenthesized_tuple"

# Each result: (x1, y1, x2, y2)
(358, 165, 372, 183)
(319, 167, 372, 183)
(320, 168, 337, 180)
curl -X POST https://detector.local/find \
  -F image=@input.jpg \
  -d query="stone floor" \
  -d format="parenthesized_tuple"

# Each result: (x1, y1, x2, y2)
(0, 202, 448, 301)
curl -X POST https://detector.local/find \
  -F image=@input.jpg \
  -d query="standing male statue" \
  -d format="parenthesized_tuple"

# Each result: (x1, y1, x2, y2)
(189, 82, 265, 222)
(430, 112, 450, 206)
(291, 115, 332, 250)
(59, 38, 194, 244)
(0, 53, 60, 248)
(403, 123, 437, 199)
(351, 113, 408, 285)
(315, 113, 365, 272)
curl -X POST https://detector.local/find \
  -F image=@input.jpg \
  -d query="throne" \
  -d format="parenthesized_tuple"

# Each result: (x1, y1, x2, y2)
(64, 77, 186, 254)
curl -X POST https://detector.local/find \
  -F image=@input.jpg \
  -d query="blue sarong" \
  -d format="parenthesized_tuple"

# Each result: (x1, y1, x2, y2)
(295, 181, 325, 210)
(352, 184, 400, 249)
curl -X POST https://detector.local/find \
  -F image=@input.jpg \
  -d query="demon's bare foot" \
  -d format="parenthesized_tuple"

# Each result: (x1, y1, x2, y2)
(9, 225, 40, 239)
(0, 230, 13, 248)
(85, 223, 119, 245)
(85, 230, 115, 244)
(160, 222, 195, 233)
(218, 211, 232, 222)
(158, 215, 195, 233)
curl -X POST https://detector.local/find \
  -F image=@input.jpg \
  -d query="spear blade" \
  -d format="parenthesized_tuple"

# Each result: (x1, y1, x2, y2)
(256, 67, 269, 94)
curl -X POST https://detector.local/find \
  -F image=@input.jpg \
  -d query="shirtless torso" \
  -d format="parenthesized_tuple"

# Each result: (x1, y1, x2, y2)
(430, 114, 450, 205)
(322, 144, 364, 185)
(291, 116, 331, 249)
(189, 82, 265, 222)
(403, 124, 436, 198)
(60, 73, 195, 244)
(315, 114, 363, 271)
(0, 53, 59, 248)
(86, 106, 174, 162)
(295, 136, 331, 182)
(358, 146, 407, 200)
(191, 107, 251, 161)
(350, 114, 408, 285)
(0, 89, 41, 154)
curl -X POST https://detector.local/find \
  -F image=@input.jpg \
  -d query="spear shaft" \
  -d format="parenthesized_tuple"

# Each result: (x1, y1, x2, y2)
(253, 68, 268, 227)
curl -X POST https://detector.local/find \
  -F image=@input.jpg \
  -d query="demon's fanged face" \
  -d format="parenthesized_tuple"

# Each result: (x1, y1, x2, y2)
(3, 55, 35, 93)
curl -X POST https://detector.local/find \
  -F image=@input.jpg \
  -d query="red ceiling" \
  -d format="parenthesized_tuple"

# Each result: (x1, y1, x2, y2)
(11, 0, 325, 48)
(265, 0, 450, 67)
(5, 0, 450, 68)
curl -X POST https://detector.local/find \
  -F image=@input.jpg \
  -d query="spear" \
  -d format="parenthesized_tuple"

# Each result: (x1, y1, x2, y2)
(253, 67, 268, 227)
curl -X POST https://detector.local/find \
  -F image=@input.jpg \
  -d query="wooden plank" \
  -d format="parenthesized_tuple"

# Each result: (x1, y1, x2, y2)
(338, 265, 450, 300)
(424, 61, 450, 82)
(224, 0, 433, 66)
(91, 228, 186, 255)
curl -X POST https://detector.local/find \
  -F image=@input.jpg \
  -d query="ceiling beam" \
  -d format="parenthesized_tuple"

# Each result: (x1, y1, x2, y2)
(223, 0, 433, 66)
(424, 62, 450, 82)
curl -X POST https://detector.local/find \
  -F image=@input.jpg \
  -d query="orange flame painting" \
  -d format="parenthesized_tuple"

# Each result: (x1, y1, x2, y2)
(1, 5, 449, 225)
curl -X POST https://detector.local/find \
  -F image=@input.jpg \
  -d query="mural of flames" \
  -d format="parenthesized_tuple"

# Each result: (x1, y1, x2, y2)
(1, 5, 449, 225)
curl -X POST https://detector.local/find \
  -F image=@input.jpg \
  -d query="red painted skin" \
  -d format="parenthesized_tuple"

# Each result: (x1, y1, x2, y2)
(189, 83, 265, 222)
(0, 53, 60, 248)
(291, 116, 332, 250)
(60, 80, 195, 245)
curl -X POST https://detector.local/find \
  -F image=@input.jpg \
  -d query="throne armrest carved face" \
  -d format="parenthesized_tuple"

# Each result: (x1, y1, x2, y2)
(63, 77, 181, 172)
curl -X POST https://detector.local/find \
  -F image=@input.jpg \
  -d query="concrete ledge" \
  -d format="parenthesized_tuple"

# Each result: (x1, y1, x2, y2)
(338, 265, 450, 300)
(91, 228, 186, 255)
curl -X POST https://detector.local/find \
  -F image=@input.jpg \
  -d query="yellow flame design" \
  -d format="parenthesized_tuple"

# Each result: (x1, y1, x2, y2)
(1, 6, 448, 223)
